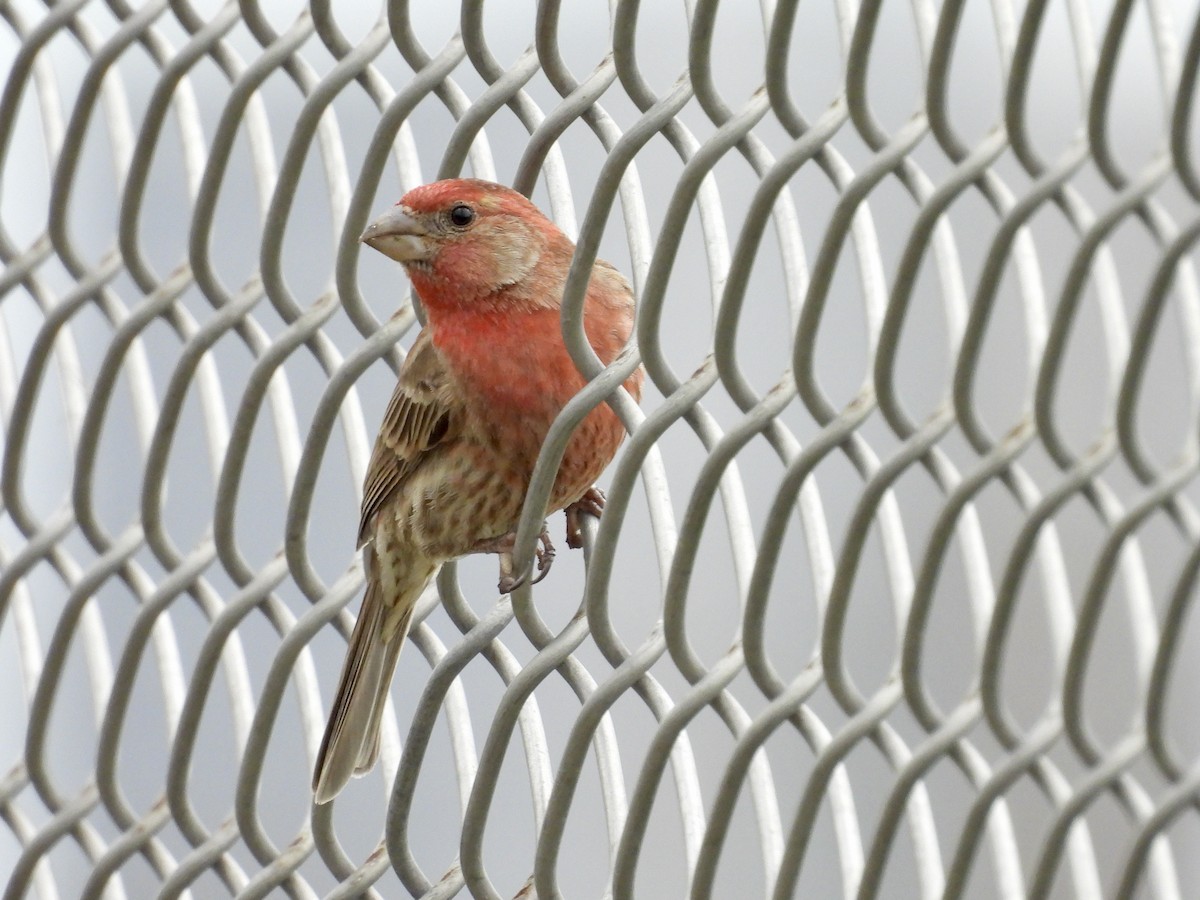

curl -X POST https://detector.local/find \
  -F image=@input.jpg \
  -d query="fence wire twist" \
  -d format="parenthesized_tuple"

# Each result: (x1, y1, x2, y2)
(2, 0, 1200, 897)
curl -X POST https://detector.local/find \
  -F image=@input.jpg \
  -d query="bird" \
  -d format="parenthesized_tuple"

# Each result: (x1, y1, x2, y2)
(312, 178, 643, 803)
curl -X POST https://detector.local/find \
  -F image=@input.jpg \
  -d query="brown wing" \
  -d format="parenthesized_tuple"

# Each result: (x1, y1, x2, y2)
(357, 329, 459, 547)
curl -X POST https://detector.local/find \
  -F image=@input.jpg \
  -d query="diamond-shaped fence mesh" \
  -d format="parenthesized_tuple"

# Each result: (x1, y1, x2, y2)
(3, 0, 1200, 897)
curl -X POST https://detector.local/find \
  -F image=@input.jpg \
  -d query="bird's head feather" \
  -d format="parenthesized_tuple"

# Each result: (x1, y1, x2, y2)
(361, 179, 571, 312)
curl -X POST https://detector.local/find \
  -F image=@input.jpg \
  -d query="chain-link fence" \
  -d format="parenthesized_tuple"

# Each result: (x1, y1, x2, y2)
(3, 0, 1200, 897)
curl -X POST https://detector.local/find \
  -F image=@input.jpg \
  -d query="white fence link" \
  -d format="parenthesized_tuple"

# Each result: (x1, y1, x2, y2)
(2, 0, 1199, 897)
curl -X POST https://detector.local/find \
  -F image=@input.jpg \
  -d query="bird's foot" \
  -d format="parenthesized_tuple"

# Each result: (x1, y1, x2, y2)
(564, 487, 606, 549)
(472, 523, 556, 593)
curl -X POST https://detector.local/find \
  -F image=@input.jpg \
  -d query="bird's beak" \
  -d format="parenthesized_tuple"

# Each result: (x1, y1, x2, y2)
(360, 207, 435, 264)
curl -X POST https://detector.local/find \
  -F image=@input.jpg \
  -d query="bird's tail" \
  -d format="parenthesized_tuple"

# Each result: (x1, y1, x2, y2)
(312, 548, 435, 804)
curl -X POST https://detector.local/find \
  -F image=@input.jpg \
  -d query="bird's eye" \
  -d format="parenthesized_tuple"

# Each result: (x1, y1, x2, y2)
(449, 204, 475, 227)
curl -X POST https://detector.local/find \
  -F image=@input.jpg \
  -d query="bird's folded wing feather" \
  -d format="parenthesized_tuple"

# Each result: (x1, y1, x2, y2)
(357, 329, 460, 547)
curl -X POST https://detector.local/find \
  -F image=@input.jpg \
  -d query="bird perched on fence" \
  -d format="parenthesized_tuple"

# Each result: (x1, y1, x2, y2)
(313, 178, 642, 803)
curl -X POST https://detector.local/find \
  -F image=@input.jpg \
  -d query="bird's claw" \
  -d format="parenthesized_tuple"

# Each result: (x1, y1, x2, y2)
(497, 565, 519, 595)
(565, 487, 606, 549)
(531, 529, 555, 584)
(481, 523, 555, 594)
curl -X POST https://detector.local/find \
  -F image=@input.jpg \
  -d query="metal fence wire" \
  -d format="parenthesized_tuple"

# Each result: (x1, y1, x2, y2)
(2, 0, 1200, 897)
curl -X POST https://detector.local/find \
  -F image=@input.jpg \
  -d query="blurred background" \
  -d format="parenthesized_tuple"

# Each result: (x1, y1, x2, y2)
(2, 0, 1199, 896)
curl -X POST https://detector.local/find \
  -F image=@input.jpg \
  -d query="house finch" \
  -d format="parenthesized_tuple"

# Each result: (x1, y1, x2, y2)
(313, 179, 642, 803)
